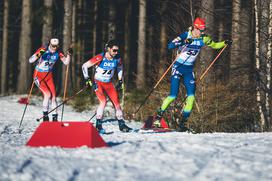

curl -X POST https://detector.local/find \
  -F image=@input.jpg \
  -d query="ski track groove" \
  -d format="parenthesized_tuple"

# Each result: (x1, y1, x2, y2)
(190, 136, 269, 180)
(1, 96, 272, 181)
(17, 159, 32, 173)
(67, 169, 80, 181)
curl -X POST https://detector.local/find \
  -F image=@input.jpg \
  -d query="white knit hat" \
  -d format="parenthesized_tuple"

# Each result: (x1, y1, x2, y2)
(50, 38, 59, 46)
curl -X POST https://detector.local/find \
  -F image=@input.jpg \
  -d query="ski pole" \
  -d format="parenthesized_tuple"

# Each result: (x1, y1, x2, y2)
(36, 86, 88, 122)
(133, 45, 188, 116)
(178, 45, 228, 114)
(197, 44, 228, 82)
(60, 64, 69, 122)
(18, 58, 44, 132)
(18, 77, 36, 132)
(87, 83, 122, 122)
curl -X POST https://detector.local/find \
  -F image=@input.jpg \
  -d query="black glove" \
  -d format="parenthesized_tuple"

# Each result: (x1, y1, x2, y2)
(184, 38, 193, 44)
(67, 48, 73, 55)
(116, 80, 123, 90)
(224, 40, 232, 46)
(85, 78, 92, 87)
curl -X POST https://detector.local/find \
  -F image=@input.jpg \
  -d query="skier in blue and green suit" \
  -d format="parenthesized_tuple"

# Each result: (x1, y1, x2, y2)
(155, 17, 232, 131)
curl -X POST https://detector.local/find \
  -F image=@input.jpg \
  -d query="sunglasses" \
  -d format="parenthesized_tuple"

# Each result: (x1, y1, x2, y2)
(196, 28, 205, 33)
(112, 49, 119, 53)
(51, 45, 58, 48)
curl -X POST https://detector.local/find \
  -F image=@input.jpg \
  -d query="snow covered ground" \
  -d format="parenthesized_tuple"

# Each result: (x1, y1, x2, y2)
(0, 95, 272, 181)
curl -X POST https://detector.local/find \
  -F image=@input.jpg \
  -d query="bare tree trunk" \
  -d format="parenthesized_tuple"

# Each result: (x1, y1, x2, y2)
(17, 0, 32, 93)
(159, 2, 167, 76)
(230, 0, 241, 77)
(1, 0, 9, 95)
(254, 0, 265, 131)
(92, 0, 98, 56)
(124, 0, 131, 84)
(189, 0, 194, 23)
(136, 0, 146, 89)
(266, 0, 272, 129)
(108, 1, 116, 40)
(71, 1, 76, 89)
(62, 0, 73, 94)
(199, 0, 215, 85)
(259, 0, 270, 130)
(42, 0, 53, 45)
(75, 0, 85, 88)
(102, 1, 108, 44)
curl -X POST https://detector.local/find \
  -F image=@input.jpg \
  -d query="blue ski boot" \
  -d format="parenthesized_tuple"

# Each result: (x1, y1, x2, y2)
(118, 119, 132, 132)
(96, 119, 106, 134)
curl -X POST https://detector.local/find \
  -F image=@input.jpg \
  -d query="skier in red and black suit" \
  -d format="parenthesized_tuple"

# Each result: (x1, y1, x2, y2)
(82, 40, 132, 133)
(29, 38, 72, 121)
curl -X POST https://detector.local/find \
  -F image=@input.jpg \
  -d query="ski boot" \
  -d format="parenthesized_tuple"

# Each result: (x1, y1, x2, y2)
(118, 119, 132, 132)
(52, 114, 58, 122)
(96, 119, 106, 134)
(43, 111, 49, 122)
(153, 108, 164, 128)
(177, 117, 196, 133)
(177, 117, 189, 132)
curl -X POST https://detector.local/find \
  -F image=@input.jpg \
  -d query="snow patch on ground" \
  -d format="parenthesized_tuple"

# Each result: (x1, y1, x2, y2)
(0, 95, 272, 181)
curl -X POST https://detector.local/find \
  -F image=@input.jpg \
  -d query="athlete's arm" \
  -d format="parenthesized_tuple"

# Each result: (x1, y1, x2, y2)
(29, 47, 46, 63)
(203, 35, 226, 49)
(82, 54, 103, 79)
(116, 58, 123, 81)
(59, 52, 71, 65)
(168, 32, 188, 49)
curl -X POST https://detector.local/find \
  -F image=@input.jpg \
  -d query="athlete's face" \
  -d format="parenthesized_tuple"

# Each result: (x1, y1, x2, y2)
(49, 44, 59, 53)
(108, 46, 119, 58)
(192, 27, 204, 38)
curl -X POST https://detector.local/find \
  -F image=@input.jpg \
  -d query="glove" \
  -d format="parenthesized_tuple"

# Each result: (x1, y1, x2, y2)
(184, 38, 193, 44)
(67, 48, 73, 55)
(85, 78, 92, 87)
(224, 40, 232, 46)
(37, 49, 45, 57)
(116, 80, 123, 90)
(92, 82, 98, 91)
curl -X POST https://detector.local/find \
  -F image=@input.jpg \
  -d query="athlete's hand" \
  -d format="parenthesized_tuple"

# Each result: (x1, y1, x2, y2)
(67, 48, 73, 55)
(37, 49, 45, 57)
(92, 82, 98, 91)
(116, 80, 123, 90)
(184, 38, 193, 44)
(225, 40, 232, 46)
(85, 78, 92, 87)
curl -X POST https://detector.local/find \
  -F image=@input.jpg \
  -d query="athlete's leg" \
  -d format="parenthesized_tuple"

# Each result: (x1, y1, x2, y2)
(34, 72, 51, 113)
(160, 66, 181, 112)
(44, 73, 57, 114)
(45, 74, 58, 121)
(103, 82, 123, 120)
(95, 82, 107, 120)
(34, 72, 51, 121)
(182, 71, 196, 119)
(103, 82, 132, 132)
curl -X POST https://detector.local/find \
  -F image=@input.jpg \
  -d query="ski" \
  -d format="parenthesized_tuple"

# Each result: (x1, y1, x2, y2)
(99, 131, 114, 135)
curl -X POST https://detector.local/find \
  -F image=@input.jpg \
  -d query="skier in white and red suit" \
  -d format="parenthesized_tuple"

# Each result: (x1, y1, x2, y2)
(29, 38, 72, 122)
(82, 40, 132, 133)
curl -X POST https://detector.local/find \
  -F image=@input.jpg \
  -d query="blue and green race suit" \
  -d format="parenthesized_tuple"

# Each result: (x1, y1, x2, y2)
(160, 30, 226, 120)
